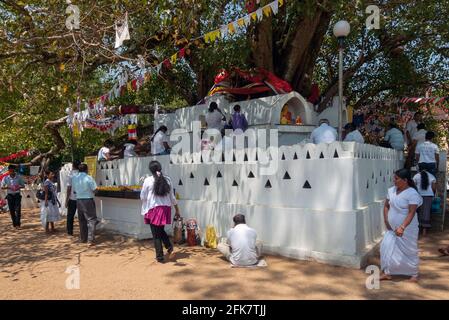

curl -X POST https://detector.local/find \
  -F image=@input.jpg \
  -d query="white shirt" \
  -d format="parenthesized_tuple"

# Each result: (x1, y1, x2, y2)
(413, 172, 436, 197)
(124, 143, 137, 157)
(416, 141, 439, 164)
(67, 170, 79, 201)
(227, 223, 258, 266)
(384, 128, 404, 151)
(406, 120, 418, 144)
(205, 110, 224, 130)
(412, 129, 426, 148)
(97, 147, 110, 161)
(310, 123, 337, 144)
(151, 131, 169, 155)
(140, 175, 177, 215)
(344, 130, 365, 143)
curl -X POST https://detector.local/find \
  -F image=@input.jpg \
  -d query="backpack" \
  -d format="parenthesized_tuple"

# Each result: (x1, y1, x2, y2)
(36, 187, 53, 201)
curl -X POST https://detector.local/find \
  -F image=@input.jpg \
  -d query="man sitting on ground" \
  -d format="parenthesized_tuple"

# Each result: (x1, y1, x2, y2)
(217, 214, 262, 266)
(310, 119, 337, 144)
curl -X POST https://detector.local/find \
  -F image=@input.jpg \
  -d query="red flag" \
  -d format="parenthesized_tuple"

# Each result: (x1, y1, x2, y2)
(163, 59, 171, 69)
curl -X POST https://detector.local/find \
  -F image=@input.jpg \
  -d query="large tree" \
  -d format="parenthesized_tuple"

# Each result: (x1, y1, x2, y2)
(1, 0, 448, 159)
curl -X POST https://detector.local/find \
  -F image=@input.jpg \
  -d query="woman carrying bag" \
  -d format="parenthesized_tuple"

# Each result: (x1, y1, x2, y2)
(140, 161, 181, 263)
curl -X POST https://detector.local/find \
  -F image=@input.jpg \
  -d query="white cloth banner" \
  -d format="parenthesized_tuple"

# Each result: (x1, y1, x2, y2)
(256, 8, 263, 21)
(244, 15, 251, 27)
(269, 1, 279, 15)
(115, 13, 131, 49)
(220, 25, 228, 38)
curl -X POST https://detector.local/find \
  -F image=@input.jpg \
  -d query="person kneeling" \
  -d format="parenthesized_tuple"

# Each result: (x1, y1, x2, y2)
(217, 214, 262, 266)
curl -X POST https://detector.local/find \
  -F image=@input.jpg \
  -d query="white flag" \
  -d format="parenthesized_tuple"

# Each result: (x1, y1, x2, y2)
(244, 15, 251, 27)
(156, 63, 162, 75)
(115, 12, 131, 49)
(256, 8, 263, 21)
(220, 25, 228, 38)
(269, 0, 279, 15)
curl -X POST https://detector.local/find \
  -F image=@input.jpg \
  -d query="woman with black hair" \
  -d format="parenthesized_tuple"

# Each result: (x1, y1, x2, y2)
(40, 170, 61, 233)
(380, 168, 423, 282)
(150, 126, 171, 155)
(140, 161, 180, 263)
(413, 169, 436, 236)
(205, 102, 225, 130)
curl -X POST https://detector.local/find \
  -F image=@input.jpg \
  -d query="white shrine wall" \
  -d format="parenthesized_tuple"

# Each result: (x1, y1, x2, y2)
(57, 142, 406, 268)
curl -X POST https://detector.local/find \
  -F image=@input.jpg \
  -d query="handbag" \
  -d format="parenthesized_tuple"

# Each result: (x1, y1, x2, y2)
(431, 197, 441, 214)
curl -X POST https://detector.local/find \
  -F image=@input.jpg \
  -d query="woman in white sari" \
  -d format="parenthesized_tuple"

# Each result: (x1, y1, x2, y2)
(380, 168, 423, 282)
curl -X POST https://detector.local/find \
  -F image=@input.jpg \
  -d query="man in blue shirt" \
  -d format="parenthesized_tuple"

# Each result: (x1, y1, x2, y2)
(1, 165, 25, 229)
(72, 163, 98, 245)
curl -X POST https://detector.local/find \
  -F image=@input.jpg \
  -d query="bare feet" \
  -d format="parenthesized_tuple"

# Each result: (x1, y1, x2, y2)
(380, 274, 392, 281)
(408, 275, 419, 282)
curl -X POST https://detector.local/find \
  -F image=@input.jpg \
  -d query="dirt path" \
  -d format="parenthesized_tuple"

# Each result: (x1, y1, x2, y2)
(1, 209, 448, 299)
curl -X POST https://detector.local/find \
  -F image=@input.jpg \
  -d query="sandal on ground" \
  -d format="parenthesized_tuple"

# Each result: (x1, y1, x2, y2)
(438, 248, 449, 256)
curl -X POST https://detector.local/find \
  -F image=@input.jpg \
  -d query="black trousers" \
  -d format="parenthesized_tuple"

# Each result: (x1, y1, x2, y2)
(149, 224, 172, 260)
(67, 199, 77, 235)
(6, 193, 22, 227)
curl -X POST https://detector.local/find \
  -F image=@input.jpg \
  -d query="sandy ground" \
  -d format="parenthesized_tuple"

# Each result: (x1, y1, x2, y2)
(0, 209, 448, 300)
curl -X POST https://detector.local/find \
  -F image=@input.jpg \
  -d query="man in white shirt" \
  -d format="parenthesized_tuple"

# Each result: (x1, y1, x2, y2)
(151, 126, 171, 155)
(406, 112, 421, 145)
(343, 123, 365, 143)
(123, 140, 138, 158)
(217, 214, 262, 266)
(65, 160, 80, 236)
(310, 119, 337, 144)
(412, 123, 427, 149)
(416, 131, 439, 176)
(383, 123, 405, 151)
(97, 140, 118, 162)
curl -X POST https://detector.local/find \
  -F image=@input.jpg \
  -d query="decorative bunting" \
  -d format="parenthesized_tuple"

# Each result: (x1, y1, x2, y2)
(78, 0, 285, 118)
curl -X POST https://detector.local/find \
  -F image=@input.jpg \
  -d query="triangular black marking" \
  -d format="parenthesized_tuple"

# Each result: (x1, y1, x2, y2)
(233, 152, 236, 162)
(221, 152, 225, 162)
(106, 164, 109, 169)
(248, 171, 255, 178)
(105, 175, 109, 180)
(319, 152, 324, 159)
(200, 155, 203, 163)
(111, 164, 114, 169)
(375, 178, 378, 184)
(113, 181, 116, 186)
(101, 164, 104, 170)
(99, 181, 103, 186)
(255, 152, 258, 161)
(334, 150, 339, 158)
(27, 195, 30, 198)
(190, 173, 194, 179)
(372, 172, 375, 179)
(281, 153, 286, 160)
(380, 171, 382, 176)
(283, 172, 291, 180)
(306, 151, 311, 159)
(170, 159, 173, 164)
(366, 180, 369, 189)
(244, 153, 248, 161)
(293, 152, 298, 160)
(204, 178, 209, 186)
(178, 180, 183, 186)
(232, 180, 238, 187)
(303, 181, 312, 189)
(217, 171, 222, 178)
(265, 180, 272, 188)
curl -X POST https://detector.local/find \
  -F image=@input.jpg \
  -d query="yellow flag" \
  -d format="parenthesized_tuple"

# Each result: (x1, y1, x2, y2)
(237, 18, 245, 27)
(279, 0, 284, 7)
(205, 30, 219, 43)
(127, 81, 132, 92)
(211, 30, 220, 41)
(170, 53, 177, 65)
(228, 23, 235, 34)
(251, 12, 258, 21)
(263, 6, 272, 17)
